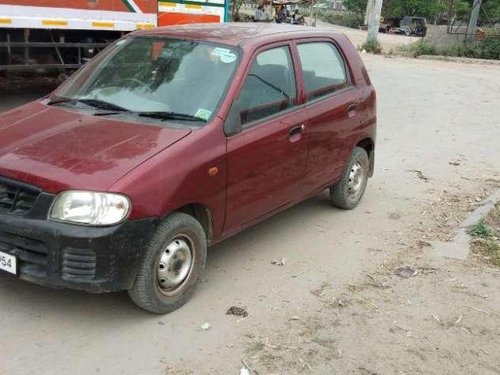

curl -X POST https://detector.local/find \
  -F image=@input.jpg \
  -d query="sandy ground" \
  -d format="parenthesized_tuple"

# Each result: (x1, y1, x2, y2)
(1, 50, 500, 374)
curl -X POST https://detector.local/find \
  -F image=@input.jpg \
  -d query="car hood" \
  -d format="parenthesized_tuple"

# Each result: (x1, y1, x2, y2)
(0, 101, 191, 193)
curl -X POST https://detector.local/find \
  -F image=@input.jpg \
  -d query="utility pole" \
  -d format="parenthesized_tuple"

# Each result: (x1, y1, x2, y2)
(466, 0, 482, 41)
(366, 0, 383, 43)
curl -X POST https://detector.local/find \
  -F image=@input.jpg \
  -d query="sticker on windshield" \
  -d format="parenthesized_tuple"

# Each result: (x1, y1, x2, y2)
(195, 108, 212, 121)
(211, 47, 237, 64)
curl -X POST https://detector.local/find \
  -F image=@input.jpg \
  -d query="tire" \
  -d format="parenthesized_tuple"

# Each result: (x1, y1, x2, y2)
(404, 29, 412, 37)
(330, 147, 370, 210)
(128, 212, 207, 314)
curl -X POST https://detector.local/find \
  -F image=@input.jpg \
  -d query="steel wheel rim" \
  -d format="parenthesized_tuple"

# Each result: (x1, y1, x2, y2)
(157, 235, 194, 295)
(347, 161, 366, 201)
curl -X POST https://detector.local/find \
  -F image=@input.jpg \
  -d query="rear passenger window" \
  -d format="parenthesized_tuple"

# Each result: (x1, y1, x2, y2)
(235, 46, 296, 126)
(297, 42, 348, 101)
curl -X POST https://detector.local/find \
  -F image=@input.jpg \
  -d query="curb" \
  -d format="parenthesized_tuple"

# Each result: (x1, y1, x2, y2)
(427, 189, 500, 260)
(418, 55, 500, 66)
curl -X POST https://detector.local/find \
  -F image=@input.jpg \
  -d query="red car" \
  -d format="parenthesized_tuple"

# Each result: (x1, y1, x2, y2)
(0, 23, 376, 313)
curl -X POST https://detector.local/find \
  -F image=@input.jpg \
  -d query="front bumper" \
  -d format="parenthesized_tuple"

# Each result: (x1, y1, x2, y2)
(0, 210, 158, 293)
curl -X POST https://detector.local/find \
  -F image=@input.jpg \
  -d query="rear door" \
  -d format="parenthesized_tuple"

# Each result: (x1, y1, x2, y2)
(294, 39, 362, 193)
(224, 43, 309, 233)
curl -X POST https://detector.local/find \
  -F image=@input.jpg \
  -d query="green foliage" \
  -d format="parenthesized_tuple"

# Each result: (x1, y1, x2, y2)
(387, 0, 446, 18)
(399, 40, 436, 56)
(343, 0, 368, 15)
(318, 11, 365, 28)
(470, 220, 494, 238)
(399, 38, 500, 60)
(454, 0, 471, 19)
(361, 39, 383, 54)
(476, 39, 500, 60)
(483, 0, 500, 20)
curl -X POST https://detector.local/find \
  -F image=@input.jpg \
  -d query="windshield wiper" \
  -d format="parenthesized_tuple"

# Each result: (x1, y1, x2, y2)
(47, 97, 128, 112)
(136, 111, 207, 122)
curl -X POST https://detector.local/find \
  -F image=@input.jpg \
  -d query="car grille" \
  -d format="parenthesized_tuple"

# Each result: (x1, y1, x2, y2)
(62, 248, 97, 281)
(0, 230, 48, 278)
(0, 179, 40, 216)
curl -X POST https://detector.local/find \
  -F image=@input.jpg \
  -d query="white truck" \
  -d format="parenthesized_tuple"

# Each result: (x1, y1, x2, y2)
(0, 0, 228, 71)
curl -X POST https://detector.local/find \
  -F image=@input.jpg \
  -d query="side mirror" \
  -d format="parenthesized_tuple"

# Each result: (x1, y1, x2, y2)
(224, 103, 242, 137)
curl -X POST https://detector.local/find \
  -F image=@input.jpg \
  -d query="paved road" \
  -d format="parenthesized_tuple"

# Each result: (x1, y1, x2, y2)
(1, 55, 499, 374)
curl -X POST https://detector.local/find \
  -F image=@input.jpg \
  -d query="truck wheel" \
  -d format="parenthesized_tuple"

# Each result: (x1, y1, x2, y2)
(128, 212, 207, 314)
(404, 29, 412, 36)
(330, 147, 370, 210)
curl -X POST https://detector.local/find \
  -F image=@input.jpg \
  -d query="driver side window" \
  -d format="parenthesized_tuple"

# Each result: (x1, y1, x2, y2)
(235, 46, 297, 126)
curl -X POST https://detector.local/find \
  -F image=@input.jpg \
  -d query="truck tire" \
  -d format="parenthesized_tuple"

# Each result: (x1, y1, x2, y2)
(128, 212, 207, 314)
(330, 147, 370, 210)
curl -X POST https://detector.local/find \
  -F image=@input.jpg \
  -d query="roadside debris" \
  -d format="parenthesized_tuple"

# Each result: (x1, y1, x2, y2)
(394, 265, 438, 278)
(406, 169, 430, 182)
(449, 160, 461, 166)
(389, 212, 401, 220)
(394, 265, 417, 278)
(226, 306, 248, 318)
(198, 322, 211, 331)
(364, 273, 388, 288)
(271, 258, 287, 266)
(239, 367, 250, 375)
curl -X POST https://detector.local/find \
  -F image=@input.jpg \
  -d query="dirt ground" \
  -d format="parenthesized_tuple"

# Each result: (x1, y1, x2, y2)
(1, 42, 500, 374)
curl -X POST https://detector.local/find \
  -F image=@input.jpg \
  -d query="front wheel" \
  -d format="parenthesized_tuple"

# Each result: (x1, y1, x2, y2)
(128, 212, 207, 314)
(330, 147, 370, 210)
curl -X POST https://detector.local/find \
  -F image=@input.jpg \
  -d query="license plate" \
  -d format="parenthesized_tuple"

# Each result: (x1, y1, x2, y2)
(0, 251, 17, 275)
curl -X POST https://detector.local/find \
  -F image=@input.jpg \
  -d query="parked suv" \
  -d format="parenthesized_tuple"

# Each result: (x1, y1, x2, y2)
(0, 23, 376, 313)
(396, 16, 427, 37)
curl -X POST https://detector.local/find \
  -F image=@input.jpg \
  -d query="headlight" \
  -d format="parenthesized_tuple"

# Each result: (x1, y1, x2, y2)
(49, 191, 131, 226)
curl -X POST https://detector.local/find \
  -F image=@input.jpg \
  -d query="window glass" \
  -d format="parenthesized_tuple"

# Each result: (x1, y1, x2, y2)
(297, 42, 348, 101)
(54, 37, 240, 124)
(235, 46, 296, 126)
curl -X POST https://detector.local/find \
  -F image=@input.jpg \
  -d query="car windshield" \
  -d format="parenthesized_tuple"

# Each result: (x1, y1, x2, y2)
(52, 36, 240, 124)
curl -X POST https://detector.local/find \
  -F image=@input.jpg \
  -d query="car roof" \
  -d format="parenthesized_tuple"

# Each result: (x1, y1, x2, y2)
(134, 22, 335, 47)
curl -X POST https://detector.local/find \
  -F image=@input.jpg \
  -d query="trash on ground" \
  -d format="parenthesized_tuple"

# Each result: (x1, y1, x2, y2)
(406, 169, 430, 182)
(226, 306, 248, 318)
(198, 322, 211, 331)
(394, 265, 417, 278)
(271, 258, 287, 266)
(239, 367, 250, 375)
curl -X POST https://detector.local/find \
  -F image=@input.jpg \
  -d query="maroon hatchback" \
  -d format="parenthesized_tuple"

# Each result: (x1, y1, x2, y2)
(0, 23, 376, 313)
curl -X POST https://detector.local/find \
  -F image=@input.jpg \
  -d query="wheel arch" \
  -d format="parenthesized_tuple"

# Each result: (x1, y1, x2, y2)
(175, 203, 214, 245)
(355, 137, 375, 177)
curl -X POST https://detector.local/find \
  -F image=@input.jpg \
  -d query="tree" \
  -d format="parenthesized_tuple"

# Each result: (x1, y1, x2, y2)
(482, 0, 500, 21)
(386, 0, 447, 18)
(343, 0, 369, 14)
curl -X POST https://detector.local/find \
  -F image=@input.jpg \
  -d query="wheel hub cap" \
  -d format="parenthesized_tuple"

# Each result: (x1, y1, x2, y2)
(347, 162, 365, 199)
(157, 238, 193, 292)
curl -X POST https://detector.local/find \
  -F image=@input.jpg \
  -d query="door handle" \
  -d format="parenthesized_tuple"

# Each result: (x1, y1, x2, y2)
(289, 124, 305, 137)
(347, 102, 358, 112)
(347, 102, 359, 118)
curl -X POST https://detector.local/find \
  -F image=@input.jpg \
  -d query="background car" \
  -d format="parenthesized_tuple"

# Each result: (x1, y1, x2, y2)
(395, 16, 428, 37)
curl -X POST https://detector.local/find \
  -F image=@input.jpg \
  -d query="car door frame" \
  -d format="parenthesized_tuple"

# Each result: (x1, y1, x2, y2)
(221, 39, 311, 237)
(289, 36, 363, 195)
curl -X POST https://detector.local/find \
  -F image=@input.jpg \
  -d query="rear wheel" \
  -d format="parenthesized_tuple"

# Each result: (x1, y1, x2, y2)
(330, 147, 370, 210)
(128, 212, 207, 314)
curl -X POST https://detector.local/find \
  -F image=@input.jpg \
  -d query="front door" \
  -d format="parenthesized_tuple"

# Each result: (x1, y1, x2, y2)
(224, 44, 308, 233)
